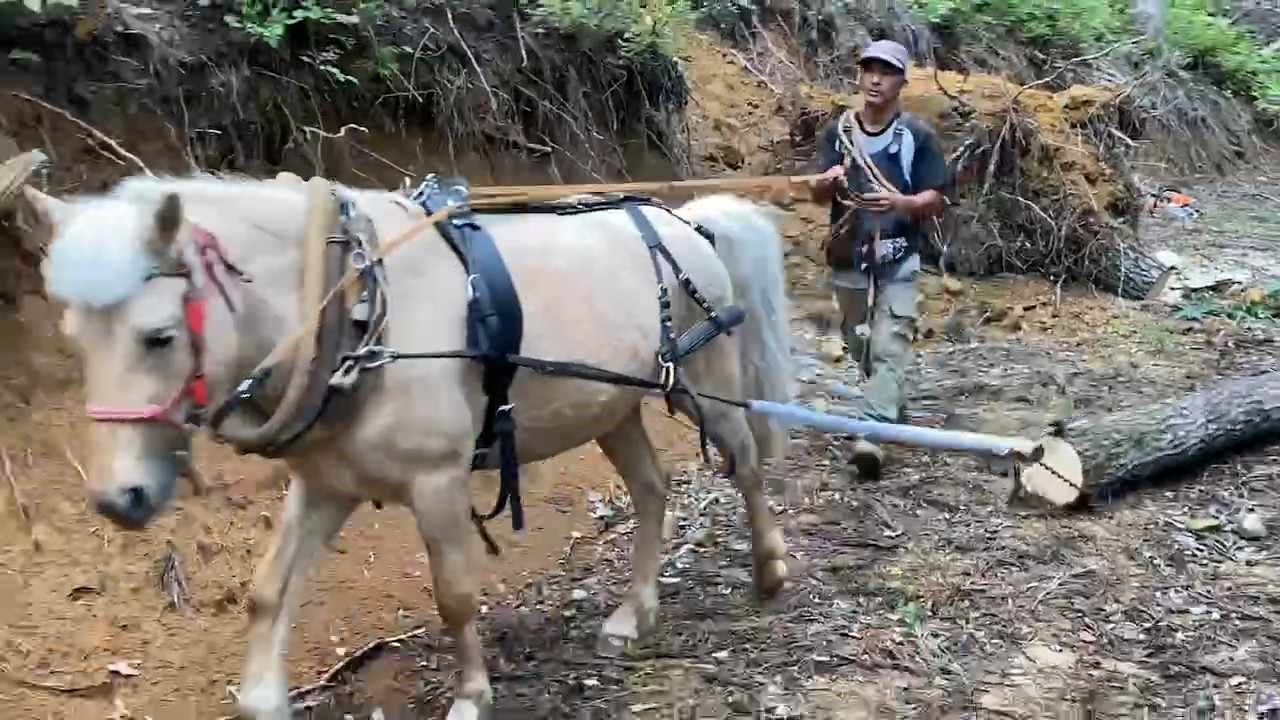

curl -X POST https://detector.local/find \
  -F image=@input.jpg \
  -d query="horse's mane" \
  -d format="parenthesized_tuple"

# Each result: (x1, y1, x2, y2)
(44, 173, 310, 309)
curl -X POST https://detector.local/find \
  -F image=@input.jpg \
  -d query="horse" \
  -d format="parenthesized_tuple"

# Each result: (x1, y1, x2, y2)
(24, 171, 797, 720)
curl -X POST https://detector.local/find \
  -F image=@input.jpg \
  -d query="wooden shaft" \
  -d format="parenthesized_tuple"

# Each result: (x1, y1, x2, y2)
(464, 173, 827, 205)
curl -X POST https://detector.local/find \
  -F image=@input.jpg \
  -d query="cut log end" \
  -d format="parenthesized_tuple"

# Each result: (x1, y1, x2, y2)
(1013, 436, 1086, 508)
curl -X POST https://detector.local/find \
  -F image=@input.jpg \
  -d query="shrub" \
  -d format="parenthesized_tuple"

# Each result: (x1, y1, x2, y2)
(528, 0, 697, 59)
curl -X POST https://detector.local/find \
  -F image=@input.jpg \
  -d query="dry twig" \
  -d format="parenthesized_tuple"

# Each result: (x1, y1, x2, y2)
(1, 447, 32, 530)
(159, 540, 191, 610)
(9, 92, 153, 176)
(288, 626, 431, 707)
(445, 6, 498, 118)
(64, 445, 89, 484)
(1012, 38, 1143, 102)
(0, 672, 112, 697)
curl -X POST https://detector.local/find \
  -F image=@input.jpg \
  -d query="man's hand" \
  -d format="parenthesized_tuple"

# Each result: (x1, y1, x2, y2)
(808, 165, 846, 203)
(854, 190, 913, 213)
(855, 188, 944, 217)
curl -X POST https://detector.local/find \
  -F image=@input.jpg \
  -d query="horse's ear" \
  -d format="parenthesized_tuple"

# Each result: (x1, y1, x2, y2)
(22, 186, 68, 231)
(150, 192, 182, 256)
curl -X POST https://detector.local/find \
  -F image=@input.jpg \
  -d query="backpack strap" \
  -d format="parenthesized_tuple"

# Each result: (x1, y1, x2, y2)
(892, 123, 914, 193)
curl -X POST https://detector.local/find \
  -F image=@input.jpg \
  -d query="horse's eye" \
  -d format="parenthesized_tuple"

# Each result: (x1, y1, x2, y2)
(142, 330, 177, 351)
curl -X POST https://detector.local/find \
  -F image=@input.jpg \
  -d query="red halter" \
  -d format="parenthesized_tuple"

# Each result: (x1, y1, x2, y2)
(85, 226, 247, 429)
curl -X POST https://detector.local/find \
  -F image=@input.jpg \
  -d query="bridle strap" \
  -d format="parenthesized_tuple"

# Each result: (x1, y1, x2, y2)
(83, 224, 246, 428)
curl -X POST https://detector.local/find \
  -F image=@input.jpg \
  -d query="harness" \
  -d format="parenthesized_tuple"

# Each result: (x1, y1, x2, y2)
(81, 176, 745, 547)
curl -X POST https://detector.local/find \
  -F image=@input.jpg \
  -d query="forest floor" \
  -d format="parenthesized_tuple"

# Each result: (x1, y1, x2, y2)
(0, 23, 1278, 720)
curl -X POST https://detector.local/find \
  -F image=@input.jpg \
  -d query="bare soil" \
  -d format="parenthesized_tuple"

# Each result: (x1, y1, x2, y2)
(298, 266, 1280, 720)
(0, 296, 700, 720)
(1, 22, 1278, 720)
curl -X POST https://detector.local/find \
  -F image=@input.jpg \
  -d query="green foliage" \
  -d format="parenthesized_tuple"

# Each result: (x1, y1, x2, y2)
(909, 0, 1279, 118)
(908, 0, 1127, 51)
(529, 0, 697, 59)
(1173, 284, 1280, 324)
(223, 0, 364, 49)
(1164, 0, 1280, 118)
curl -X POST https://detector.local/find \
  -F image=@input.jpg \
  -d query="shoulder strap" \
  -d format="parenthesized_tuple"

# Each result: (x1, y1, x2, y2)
(836, 110, 901, 195)
(893, 123, 914, 193)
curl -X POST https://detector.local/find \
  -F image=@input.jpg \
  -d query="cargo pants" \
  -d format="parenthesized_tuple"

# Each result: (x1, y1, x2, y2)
(830, 253, 919, 424)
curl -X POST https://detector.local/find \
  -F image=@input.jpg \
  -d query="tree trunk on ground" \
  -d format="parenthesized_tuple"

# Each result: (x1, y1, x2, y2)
(1064, 371, 1280, 502)
(1084, 239, 1177, 300)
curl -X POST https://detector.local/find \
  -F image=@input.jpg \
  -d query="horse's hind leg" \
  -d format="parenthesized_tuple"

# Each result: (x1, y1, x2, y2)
(239, 473, 359, 720)
(594, 406, 670, 655)
(681, 396, 790, 599)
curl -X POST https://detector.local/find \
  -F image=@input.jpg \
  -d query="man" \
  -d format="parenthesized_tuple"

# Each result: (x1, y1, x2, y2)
(809, 39, 948, 478)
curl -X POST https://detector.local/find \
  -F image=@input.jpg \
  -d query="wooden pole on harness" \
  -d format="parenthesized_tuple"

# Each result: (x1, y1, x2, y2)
(463, 173, 828, 206)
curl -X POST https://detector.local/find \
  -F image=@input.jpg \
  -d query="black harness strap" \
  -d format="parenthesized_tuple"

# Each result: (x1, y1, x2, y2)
(622, 203, 712, 464)
(414, 178, 527, 532)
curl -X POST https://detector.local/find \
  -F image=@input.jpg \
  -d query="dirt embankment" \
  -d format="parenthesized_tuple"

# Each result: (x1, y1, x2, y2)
(0, 4, 703, 719)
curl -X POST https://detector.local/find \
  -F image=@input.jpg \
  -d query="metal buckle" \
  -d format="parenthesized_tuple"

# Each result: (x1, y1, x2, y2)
(658, 360, 676, 393)
(350, 345, 398, 369)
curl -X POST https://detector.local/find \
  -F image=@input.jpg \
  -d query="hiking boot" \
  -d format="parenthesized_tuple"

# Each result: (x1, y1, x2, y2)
(848, 437, 883, 479)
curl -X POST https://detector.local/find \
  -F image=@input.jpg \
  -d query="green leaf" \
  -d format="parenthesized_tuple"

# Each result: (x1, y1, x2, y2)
(1186, 517, 1222, 532)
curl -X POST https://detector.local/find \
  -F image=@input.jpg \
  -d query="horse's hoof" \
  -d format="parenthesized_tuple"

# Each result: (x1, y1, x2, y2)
(755, 558, 791, 599)
(595, 631, 632, 658)
(237, 697, 290, 720)
(446, 698, 490, 720)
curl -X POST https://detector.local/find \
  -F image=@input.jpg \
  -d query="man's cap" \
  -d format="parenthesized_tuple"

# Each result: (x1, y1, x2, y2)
(858, 39, 910, 74)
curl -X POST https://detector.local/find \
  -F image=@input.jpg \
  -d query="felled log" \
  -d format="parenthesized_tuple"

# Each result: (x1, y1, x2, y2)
(1080, 236, 1178, 300)
(1065, 371, 1280, 502)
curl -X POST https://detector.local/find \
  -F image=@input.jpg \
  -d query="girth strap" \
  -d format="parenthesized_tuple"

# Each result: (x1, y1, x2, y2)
(415, 179, 526, 533)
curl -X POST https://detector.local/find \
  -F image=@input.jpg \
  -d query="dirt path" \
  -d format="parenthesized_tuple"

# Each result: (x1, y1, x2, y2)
(310, 262, 1280, 720)
(0, 299, 700, 719)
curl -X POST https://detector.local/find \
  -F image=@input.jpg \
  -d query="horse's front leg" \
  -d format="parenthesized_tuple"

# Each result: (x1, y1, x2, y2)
(410, 461, 492, 720)
(239, 473, 358, 720)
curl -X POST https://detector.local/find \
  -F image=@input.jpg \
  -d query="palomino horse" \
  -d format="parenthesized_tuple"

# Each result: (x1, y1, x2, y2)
(25, 172, 796, 719)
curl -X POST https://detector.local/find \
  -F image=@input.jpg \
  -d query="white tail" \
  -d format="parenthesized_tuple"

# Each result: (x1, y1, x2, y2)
(676, 194, 795, 460)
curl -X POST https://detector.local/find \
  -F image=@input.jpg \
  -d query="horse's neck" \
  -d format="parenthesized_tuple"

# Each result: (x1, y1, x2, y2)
(197, 205, 308, 406)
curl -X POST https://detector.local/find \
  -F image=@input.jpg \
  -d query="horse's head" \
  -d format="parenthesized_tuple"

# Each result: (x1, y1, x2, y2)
(27, 184, 240, 529)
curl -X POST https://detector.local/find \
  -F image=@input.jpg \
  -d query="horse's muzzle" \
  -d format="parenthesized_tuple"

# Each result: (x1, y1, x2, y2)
(94, 484, 160, 529)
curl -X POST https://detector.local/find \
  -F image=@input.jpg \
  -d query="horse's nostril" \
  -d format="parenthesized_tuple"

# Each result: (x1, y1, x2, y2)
(124, 485, 148, 513)
(96, 485, 154, 528)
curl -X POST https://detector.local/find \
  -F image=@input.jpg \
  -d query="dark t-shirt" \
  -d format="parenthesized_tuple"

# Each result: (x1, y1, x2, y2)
(816, 111, 948, 269)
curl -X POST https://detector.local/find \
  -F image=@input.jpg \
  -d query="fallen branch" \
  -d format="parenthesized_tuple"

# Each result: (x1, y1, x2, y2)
(0, 671, 112, 697)
(445, 6, 498, 118)
(288, 626, 431, 707)
(9, 92, 152, 176)
(727, 48, 780, 94)
(1012, 37, 1143, 102)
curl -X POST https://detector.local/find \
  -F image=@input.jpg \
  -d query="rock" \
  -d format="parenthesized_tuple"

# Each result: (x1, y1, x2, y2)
(1236, 511, 1266, 539)
(816, 336, 844, 363)
(705, 141, 744, 169)
(942, 275, 965, 296)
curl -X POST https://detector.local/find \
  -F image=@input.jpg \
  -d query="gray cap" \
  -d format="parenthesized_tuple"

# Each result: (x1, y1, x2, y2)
(858, 39, 910, 74)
